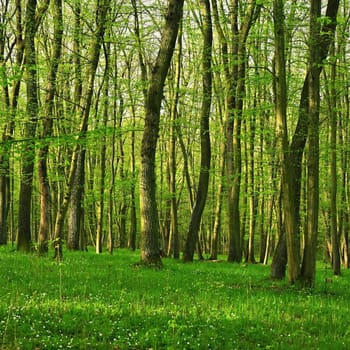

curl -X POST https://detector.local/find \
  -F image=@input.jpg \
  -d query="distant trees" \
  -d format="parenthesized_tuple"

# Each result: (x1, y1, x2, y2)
(0, 0, 349, 284)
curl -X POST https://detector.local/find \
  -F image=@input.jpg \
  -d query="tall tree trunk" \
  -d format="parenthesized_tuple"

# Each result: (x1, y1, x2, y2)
(247, 105, 257, 263)
(117, 93, 127, 249)
(326, 42, 341, 274)
(183, 0, 212, 263)
(167, 24, 182, 259)
(17, 0, 40, 252)
(139, 0, 184, 266)
(125, 60, 137, 251)
(0, 0, 18, 245)
(66, 0, 83, 251)
(96, 40, 111, 254)
(272, 0, 300, 283)
(107, 61, 119, 254)
(300, 0, 322, 286)
(37, 0, 63, 255)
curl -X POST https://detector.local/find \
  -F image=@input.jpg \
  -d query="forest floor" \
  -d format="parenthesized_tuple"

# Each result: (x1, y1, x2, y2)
(0, 246, 349, 349)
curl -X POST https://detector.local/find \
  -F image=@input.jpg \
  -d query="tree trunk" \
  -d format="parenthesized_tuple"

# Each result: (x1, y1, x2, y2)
(247, 108, 257, 263)
(300, 0, 322, 287)
(210, 143, 225, 260)
(17, 0, 40, 252)
(167, 25, 182, 259)
(37, 0, 63, 255)
(183, 0, 212, 263)
(272, 0, 301, 283)
(139, 0, 184, 266)
(66, 0, 83, 252)
(67, 150, 85, 250)
(0, 1, 12, 245)
(95, 40, 110, 254)
(328, 42, 341, 275)
(125, 58, 137, 252)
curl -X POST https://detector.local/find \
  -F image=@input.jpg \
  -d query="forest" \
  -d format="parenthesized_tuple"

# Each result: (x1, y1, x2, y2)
(0, 0, 349, 288)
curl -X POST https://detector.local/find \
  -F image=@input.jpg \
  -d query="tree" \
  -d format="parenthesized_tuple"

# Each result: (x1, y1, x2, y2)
(66, 0, 83, 251)
(271, 0, 340, 283)
(183, 0, 212, 262)
(271, 0, 300, 283)
(167, 23, 182, 259)
(53, 0, 111, 259)
(37, 0, 63, 255)
(139, 0, 184, 266)
(17, 0, 49, 252)
(0, 0, 24, 245)
(327, 41, 341, 275)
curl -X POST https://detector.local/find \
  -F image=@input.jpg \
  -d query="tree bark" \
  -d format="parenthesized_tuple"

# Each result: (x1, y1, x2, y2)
(183, 0, 212, 263)
(271, 0, 340, 282)
(326, 42, 341, 275)
(139, 0, 184, 266)
(167, 24, 182, 259)
(37, 0, 63, 255)
(300, 0, 322, 287)
(272, 0, 301, 283)
(0, 0, 19, 245)
(210, 143, 225, 260)
(17, 0, 41, 252)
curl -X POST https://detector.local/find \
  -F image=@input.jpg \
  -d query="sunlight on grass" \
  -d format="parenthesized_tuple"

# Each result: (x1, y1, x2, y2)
(0, 247, 349, 349)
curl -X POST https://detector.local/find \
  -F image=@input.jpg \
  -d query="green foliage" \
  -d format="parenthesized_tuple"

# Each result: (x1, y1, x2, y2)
(0, 247, 349, 349)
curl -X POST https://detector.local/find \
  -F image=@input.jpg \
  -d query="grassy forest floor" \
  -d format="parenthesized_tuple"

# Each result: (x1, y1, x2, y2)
(0, 246, 349, 349)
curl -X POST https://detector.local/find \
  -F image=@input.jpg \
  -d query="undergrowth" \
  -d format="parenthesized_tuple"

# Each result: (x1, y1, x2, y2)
(0, 245, 349, 349)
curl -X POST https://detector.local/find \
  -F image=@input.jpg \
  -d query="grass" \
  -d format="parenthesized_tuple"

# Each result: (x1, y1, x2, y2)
(0, 246, 349, 349)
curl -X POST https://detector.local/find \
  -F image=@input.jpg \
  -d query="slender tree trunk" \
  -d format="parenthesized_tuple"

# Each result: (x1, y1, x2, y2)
(37, 0, 63, 255)
(96, 40, 111, 254)
(125, 58, 137, 251)
(183, 0, 212, 263)
(139, 0, 184, 266)
(107, 66, 118, 254)
(328, 42, 341, 275)
(210, 143, 225, 260)
(340, 50, 350, 267)
(17, 0, 40, 252)
(67, 0, 83, 251)
(272, 0, 300, 283)
(167, 24, 182, 259)
(247, 107, 257, 263)
(300, 0, 322, 286)
(225, 0, 240, 263)
(0, 0, 17, 245)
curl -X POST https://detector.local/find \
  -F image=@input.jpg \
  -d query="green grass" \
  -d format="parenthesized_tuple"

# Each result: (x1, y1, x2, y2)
(0, 246, 349, 349)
